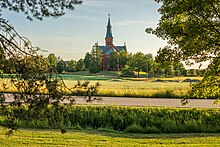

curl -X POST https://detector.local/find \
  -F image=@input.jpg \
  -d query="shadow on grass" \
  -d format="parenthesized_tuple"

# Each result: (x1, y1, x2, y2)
(1, 125, 220, 140)
(66, 128, 220, 140)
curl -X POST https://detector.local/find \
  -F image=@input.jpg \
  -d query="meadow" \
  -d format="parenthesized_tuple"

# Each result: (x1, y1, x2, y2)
(0, 73, 203, 98)
(0, 127, 220, 146)
(62, 73, 202, 98)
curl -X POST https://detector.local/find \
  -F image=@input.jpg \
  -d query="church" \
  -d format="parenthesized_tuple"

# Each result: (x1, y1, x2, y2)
(95, 14, 127, 71)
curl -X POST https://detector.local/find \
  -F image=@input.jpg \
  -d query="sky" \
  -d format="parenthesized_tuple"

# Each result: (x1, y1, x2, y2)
(1, 0, 206, 68)
(2, 0, 166, 59)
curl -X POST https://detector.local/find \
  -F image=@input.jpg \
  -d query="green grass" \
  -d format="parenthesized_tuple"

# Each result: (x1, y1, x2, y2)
(0, 127, 219, 146)
(60, 74, 116, 81)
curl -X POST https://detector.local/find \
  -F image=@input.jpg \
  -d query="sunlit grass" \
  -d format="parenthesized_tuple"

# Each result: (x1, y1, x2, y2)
(64, 80, 191, 98)
(0, 75, 202, 98)
(0, 127, 219, 146)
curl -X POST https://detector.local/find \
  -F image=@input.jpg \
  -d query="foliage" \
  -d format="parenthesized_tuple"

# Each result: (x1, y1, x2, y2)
(147, 0, 220, 98)
(57, 59, 66, 74)
(190, 58, 220, 99)
(47, 53, 58, 69)
(155, 46, 175, 77)
(127, 52, 149, 78)
(66, 60, 77, 72)
(84, 52, 92, 69)
(108, 51, 119, 71)
(87, 43, 102, 74)
(0, 0, 102, 135)
(76, 58, 85, 71)
(120, 66, 135, 77)
(0, 0, 82, 21)
(155, 46, 187, 77)
(70, 81, 101, 102)
(1, 105, 220, 134)
(142, 53, 154, 77)
(118, 49, 128, 70)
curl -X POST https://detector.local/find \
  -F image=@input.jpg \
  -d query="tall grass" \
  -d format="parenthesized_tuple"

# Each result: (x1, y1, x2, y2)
(65, 80, 191, 98)
(1, 75, 199, 98)
(1, 105, 220, 134)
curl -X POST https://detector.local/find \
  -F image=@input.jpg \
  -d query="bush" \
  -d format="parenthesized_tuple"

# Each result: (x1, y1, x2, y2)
(120, 66, 135, 77)
(144, 126, 161, 134)
(124, 124, 144, 133)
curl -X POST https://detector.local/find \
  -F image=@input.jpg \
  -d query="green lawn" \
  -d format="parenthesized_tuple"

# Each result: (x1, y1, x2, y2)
(0, 127, 220, 146)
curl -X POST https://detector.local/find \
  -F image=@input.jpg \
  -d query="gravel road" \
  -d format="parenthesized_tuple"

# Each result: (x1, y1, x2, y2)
(75, 97, 220, 108)
(4, 94, 220, 108)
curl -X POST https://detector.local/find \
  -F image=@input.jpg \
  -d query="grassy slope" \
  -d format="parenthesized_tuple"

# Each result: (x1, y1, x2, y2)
(0, 127, 220, 146)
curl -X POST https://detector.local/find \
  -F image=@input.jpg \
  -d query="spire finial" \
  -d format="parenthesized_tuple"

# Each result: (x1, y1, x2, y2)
(124, 42, 126, 46)
(108, 13, 110, 18)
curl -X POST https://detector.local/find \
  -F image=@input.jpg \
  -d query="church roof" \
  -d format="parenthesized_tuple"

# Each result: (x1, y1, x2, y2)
(99, 45, 126, 55)
(106, 14, 113, 38)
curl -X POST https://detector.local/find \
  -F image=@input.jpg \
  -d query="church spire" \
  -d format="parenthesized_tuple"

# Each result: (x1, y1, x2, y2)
(105, 14, 113, 45)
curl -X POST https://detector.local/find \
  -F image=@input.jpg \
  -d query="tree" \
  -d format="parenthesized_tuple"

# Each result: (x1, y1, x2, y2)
(143, 53, 154, 78)
(146, 0, 220, 99)
(57, 60, 66, 74)
(0, 1, 82, 21)
(118, 49, 128, 70)
(76, 58, 85, 71)
(0, 1, 101, 135)
(47, 53, 58, 69)
(88, 44, 102, 74)
(120, 65, 135, 77)
(66, 60, 77, 72)
(173, 61, 186, 77)
(187, 69, 197, 77)
(127, 52, 148, 78)
(108, 51, 119, 71)
(155, 46, 177, 77)
(84, 52, 92, 69)
(190, 58, 220, 99)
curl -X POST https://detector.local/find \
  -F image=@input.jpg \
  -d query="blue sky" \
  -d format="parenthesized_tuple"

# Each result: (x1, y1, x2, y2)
(2, 0, 167, 61)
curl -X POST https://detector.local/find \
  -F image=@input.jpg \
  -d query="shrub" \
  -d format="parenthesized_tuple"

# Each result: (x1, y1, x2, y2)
(124, 123, 144, 133)
(120, 66, 135, 77)
(144, 126, 161, 134)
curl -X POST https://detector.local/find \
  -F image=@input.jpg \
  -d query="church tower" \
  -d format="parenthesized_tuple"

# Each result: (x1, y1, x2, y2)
(105, 14, 113, 46)
(94, 14, 127, 70)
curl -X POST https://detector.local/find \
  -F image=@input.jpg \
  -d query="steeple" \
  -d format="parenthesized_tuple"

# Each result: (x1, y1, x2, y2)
(105, 14, 113, 45)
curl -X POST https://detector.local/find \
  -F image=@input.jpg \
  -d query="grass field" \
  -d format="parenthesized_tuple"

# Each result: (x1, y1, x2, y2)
(0, 74, 203, 98)
(0, 127, 219, 146)
(64, 80, 191, 98)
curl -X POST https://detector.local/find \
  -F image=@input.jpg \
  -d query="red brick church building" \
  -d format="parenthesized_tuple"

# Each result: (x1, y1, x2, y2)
(94, 14, 127, 70)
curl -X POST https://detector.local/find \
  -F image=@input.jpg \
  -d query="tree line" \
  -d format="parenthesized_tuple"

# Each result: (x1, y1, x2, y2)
(45, 47, 206, 78)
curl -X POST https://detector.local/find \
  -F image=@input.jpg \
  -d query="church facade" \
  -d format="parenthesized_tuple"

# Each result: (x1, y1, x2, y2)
(95, 14, 127, 71)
